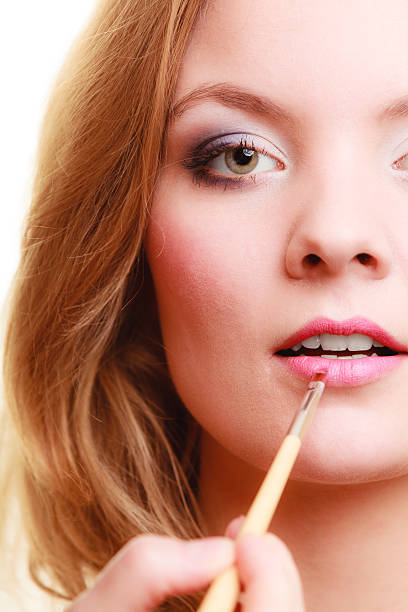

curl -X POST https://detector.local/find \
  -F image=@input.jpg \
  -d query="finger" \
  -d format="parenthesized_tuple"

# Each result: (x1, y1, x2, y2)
(236, 533, 306, 612)
(224, 515, 245, 539)
(67, 536, 235, 612)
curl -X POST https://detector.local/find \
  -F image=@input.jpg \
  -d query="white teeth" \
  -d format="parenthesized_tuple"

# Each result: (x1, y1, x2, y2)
(301, 335, 320, 349)
(347, 334, 373, 351)
(295, 333, 376, 351)
(320, 334, 348, 351)
(290, 333, 388, 354)
(321, 353, 369, 359)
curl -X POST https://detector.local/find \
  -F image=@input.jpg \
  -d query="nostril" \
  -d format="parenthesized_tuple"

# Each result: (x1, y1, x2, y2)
(304, 253, 321, 268)
(356, 252, 372, 265)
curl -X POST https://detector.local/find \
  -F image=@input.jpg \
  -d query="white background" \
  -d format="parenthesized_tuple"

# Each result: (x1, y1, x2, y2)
(0, 1, 96, 320)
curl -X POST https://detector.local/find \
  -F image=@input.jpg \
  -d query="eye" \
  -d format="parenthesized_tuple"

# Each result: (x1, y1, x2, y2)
(393, 153, 408, 171)
(182, 135, 286, 190)
(208, 145, 284, 175)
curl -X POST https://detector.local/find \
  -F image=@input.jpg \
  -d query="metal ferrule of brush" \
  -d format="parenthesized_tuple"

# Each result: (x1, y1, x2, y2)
(287, 379, 325, 440)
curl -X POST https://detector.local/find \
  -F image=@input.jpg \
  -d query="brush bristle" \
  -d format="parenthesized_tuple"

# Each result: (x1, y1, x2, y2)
(312, 370, 328, 383)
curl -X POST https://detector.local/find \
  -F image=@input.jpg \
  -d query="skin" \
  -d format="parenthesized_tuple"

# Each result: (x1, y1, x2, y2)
(145, 0, 408, 609)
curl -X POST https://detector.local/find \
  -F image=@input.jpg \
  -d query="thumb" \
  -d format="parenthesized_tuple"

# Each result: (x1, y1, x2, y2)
(236, 533, 306, 612)
(224, 515, 245, 539)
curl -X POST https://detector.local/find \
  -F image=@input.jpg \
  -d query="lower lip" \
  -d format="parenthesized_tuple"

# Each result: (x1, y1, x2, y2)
(275, 354, 405, 387)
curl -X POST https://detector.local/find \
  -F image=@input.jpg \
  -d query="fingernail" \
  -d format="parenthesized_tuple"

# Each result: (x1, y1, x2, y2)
(184, 537, 235, 570)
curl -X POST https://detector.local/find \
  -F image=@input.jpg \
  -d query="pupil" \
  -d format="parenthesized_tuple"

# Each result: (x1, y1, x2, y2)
(233, 148, 254, 166)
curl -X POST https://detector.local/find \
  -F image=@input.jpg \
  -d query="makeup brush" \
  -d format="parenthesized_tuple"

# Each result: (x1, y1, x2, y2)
(197, 371, 327, 612)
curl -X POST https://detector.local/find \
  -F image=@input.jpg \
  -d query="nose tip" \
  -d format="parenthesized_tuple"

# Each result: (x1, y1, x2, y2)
(285, 229, 391, 280)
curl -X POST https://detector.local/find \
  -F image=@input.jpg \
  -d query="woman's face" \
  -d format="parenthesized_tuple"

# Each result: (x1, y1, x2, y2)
(145, 0, 408, 483)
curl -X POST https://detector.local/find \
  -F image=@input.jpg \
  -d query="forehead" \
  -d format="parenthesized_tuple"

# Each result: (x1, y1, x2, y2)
(175, 0, 408, 128)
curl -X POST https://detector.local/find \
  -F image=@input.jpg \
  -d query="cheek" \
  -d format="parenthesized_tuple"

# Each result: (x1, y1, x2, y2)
(146, 211, 249, 353)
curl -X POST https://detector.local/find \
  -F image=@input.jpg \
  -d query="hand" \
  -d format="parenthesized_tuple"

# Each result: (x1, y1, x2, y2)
(66, 519, 305, 611)
(234, 533, 306, 611)
(226, 516, 306, 611)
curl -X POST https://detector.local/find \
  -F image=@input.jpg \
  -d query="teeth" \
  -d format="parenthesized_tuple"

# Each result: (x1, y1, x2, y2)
(347, 334, 373, 351)
(321, 353, 370, 359)
(320, 334, 348, 351)
(301, 335, 320, 349)
(292, 333, 378, 352)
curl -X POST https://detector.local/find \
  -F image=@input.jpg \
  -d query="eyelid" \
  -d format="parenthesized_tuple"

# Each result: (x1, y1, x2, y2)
(212, 132, 285, 158)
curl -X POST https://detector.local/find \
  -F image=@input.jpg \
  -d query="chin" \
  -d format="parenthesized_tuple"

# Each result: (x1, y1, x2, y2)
(288, 428, 408, 485)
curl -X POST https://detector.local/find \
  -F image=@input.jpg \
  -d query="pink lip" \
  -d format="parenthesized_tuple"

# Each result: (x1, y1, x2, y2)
(275, 317, 407, 387)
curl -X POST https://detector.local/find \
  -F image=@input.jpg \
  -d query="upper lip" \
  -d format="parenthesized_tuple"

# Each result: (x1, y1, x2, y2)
(275, 317, 407, 353)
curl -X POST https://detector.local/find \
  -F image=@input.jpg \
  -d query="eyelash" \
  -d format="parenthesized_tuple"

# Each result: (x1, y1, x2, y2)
(182, 136, 284, 190)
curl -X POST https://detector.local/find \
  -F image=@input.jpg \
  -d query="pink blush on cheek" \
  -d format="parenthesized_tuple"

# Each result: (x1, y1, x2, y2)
(147, 221, 214, 309)
(145, 216, 244, 422)
(145, 215, 244, 330)
(145, 224, 226, 384)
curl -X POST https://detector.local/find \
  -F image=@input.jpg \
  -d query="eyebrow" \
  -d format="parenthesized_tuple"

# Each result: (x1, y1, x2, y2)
(169, 82, 408, 124)
(169, 83, 300, 127)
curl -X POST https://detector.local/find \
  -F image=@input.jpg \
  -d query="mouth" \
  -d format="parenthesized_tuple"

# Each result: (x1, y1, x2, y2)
(274, 317, 407, 387)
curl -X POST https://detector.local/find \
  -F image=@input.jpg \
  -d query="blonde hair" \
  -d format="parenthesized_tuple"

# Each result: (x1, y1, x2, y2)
(1, 0, 206, 608)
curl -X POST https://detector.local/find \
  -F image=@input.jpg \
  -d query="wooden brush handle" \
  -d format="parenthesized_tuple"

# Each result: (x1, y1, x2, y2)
(237, 434, 301, 536)
(197, 434, 301, 612)
(198, 566, 241, 612)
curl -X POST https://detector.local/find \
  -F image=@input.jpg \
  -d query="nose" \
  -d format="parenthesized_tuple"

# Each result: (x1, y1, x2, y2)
(284, 170, 392, 281)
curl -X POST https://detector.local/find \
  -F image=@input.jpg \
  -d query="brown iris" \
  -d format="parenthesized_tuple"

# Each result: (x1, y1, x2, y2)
(225, 147, 258, 174)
